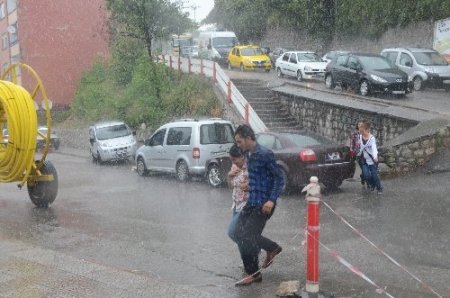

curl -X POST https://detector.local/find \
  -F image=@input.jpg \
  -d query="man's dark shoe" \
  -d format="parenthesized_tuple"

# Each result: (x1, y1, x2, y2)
(235, 272, 262, 286)
(262, 246, 282, 268)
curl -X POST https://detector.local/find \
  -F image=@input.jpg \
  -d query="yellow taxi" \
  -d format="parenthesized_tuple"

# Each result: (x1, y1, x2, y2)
(227, 45, 272, 72)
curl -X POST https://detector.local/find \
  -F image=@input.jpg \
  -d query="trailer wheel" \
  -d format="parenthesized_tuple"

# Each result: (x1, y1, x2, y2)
(27, 161, 58, 208)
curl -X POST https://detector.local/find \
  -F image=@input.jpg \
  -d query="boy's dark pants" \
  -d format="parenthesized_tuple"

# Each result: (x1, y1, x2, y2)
(235, 205, 279, 275)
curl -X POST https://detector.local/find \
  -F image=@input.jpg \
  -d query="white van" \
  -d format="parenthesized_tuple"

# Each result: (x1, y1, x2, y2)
(135, 118, 235, 181)
(89, 121, 137, 163)
(198, 31, 239, 65)
(381, 48, 450, 91)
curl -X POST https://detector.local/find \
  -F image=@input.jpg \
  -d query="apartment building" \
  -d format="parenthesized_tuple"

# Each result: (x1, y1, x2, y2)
(0, 0, 109, 107)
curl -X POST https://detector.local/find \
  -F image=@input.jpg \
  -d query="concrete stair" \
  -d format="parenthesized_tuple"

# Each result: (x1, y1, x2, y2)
(232, 79, 302, 132)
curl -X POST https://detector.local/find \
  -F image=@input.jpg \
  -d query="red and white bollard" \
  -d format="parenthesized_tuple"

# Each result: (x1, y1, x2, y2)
(301, 176, 333, 298)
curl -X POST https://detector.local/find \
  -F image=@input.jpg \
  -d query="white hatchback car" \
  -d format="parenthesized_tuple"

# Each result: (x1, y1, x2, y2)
(276, 51, 328, 81)
(89, 121, 137, 163)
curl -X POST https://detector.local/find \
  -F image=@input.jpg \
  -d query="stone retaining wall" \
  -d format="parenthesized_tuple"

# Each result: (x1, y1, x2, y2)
(275, 91, 417, 146)
(262, 20, 434, 56)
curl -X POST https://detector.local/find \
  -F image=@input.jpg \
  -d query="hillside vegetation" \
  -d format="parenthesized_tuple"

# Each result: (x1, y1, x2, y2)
(208, 0, 450, 42)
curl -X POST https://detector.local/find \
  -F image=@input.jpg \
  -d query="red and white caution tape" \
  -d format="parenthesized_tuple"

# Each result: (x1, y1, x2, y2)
(305, 230, 396, 298)
(321, 200, 443, 298)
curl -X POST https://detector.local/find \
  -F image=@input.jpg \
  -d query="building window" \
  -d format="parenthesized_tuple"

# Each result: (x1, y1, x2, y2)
(0, 3, 6, 19)
(8, 22, 17, 45)
(1, 33, 8, 50)
(6, 0, 15, 14)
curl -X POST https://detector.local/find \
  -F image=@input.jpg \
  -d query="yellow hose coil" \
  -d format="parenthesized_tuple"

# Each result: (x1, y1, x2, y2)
(0, 80, 37, 184)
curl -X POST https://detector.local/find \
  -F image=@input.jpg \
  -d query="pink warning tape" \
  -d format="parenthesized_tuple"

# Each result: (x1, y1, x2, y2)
(305, 230, 395, 298)
(320, 199, 443, 298)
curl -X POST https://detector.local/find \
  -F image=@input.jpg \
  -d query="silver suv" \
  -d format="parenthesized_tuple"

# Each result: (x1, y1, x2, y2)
(89, 121, 137, 163)
(381, 48, 450, 91)
(135, 118, 235, 181)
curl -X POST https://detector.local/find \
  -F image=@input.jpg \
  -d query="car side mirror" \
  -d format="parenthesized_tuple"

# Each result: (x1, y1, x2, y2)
(89, 137, 94, 145)
(144, 139, 151, 146)
(132, 130, 136, 136)
(405, 61, 412, 67)
(207, 44, 212, 50)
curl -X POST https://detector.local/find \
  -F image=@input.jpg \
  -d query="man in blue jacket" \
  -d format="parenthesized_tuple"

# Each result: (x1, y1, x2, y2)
(233, 124, 284, 286)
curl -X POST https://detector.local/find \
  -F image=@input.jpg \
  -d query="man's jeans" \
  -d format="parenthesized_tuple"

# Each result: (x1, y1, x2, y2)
(234, 205, 279, 275)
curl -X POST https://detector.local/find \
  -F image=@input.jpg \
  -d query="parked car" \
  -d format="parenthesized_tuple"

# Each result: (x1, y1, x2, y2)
(227, 45, 272, 72)
(2, 127, 60, 150)
(269, 47, 289, 68)
(322, 50, 350, 64)
(324, 52, 411, 97)
(275, 51, 328, 81)
(205, 130, 355, 192)
(135, 118, 235, 181)
(37, 126, 60, 150)
(381, 47, 450, 91)
(89, 121, 137, 163)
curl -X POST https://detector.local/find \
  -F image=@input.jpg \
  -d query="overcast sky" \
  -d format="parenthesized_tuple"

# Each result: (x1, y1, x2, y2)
(182, 0, 214, 23)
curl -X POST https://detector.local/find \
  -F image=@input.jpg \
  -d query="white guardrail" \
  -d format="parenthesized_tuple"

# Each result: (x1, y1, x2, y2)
(155, 55, 268, 133)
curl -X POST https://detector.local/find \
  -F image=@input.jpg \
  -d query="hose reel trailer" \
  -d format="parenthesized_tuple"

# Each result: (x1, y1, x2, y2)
(0, 63, 58, 207)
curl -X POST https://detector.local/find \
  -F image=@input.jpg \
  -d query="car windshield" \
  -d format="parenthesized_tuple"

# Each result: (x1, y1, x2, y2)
(358, 56, 392, 70)
(212, 37, 238, 48)
(297, 53, 322, 62)
(283, 132, 333, 147)
(412, 51, 448, 65)
(96, 124, 131, 141)
(241, 48, 264, 56)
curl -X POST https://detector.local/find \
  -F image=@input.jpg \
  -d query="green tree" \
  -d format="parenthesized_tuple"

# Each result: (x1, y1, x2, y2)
(106, 0, 194, 58)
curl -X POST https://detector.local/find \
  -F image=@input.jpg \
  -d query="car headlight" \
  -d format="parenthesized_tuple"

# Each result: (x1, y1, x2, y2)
(408, 76, 413, 82)
(99, 142, 111, 148)
(370, 74, 388, 83)
(304, 65, 312, 72)
(424, 67, 435, 74)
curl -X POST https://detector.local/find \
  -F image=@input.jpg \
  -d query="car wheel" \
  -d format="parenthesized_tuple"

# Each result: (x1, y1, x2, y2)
(52, 140, 60, 150)
(96, 151, 103, 164)
(413, 76, 424, 91)
(91, 149, 97, 163)
(136, 157, 148, 176)
(323, 179, 343, 191)
(207, 164, 223, 187)
(227, 62, 232, 70)
(296, 70, 303, 82)
(27, 160, 58, 208)
(279, 166, 290, 195)
(359, 80, 370, 96)
(240, 64, 245, 72)
(176, 160, 190, 182)
(277, 67, 283, 78)
(325, 74, 335, 89)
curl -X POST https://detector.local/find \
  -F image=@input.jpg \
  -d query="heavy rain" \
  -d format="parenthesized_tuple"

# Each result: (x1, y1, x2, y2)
(0, 0, 449, 297)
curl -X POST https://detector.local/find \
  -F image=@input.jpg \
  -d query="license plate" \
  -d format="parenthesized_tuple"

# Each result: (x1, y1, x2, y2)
(392, 90, 405, 94)
(327, 152, 341, 161)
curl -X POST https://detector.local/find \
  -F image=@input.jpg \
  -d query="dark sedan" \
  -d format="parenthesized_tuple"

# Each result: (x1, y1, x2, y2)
(325, 52, 412, 97)
(205, 131, 355, 192)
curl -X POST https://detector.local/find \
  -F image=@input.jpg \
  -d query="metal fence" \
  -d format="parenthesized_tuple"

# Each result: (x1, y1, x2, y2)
(156, 55, 268, 133)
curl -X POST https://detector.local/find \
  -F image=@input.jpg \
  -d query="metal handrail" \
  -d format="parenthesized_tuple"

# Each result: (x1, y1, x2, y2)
(155, 55, 268, 133)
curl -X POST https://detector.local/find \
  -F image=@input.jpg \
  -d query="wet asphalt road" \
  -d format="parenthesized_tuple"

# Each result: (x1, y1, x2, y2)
(0, 151, 449, 298)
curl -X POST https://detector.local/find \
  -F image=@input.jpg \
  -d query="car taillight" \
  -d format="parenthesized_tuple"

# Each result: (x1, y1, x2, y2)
(299, 149, 317, 162)
(193, 147, 200, 159)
